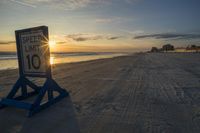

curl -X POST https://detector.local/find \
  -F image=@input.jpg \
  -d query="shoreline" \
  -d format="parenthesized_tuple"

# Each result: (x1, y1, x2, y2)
(0, 53, 129, 71)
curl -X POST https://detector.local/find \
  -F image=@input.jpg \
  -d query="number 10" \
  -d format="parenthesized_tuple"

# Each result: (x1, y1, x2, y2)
(26, 54, 41, 70)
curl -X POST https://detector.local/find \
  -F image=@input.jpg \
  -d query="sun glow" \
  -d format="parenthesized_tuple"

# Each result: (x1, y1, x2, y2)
(50, 56, 54, 65)
(48, 40, 56, 49)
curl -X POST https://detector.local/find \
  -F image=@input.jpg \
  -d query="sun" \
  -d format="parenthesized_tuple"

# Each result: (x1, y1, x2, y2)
(48, 40, 56, 49)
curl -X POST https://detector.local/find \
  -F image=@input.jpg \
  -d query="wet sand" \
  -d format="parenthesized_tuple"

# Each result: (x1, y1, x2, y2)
(0, 53, 200, 133)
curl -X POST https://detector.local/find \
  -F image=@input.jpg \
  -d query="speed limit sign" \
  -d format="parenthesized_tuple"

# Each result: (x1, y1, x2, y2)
(0, 26, 68, 117)
(15, 26, 50, 77)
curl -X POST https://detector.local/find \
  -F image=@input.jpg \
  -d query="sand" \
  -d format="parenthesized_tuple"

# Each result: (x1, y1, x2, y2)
(0, 53, 200, 133)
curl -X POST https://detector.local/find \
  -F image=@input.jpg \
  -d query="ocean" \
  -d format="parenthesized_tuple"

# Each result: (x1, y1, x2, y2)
(0, 52, 126, 70)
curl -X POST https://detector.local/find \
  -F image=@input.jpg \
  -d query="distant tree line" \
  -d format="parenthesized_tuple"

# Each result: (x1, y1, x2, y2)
(150, 44, 174, 52)
(186, 45, 200, 51)
(150, 44, 200, 53)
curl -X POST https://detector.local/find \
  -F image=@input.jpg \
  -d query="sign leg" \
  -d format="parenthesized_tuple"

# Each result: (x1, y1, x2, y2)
(28, 79, 68, 117)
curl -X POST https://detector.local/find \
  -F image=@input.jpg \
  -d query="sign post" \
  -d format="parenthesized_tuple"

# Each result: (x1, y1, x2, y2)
(0, 26, 68, 117)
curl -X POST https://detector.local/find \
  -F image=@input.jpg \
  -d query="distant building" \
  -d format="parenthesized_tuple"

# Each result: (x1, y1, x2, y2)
(162, 44, 174, 51)
(174, 47, 186, 52)
(186, 45, 200, 52)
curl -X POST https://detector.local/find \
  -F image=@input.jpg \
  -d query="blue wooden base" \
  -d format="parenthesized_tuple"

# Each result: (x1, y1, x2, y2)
(0, 77, 68, 117)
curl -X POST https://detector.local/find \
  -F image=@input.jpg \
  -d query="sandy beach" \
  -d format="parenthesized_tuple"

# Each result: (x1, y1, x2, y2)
(0, 53, 200, 133)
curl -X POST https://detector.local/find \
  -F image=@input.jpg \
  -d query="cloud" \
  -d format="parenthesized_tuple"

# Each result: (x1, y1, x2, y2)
(15, 0, 101, 10)
(0, 34, 121, 46)
(0, 41, 15, 45)
(107, 36, 122, 40)
(8, 0, 92, 10)
(95, 17, 122, 23)
(121, 30, 144, 35)
(66, 34, 103, 41)
(134, 33, 200, 40)
(95, 18, 113, 23)
(65, 33, 121, 41)
(10, 0, 140, 10)
(56, 41, 67, 45)
(9, 0, 37, 8)
(125, 0, 141, 4)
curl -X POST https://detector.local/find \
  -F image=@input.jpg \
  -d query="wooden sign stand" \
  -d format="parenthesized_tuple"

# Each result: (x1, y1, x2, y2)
(0, 26, 68, 117)
(0, 76, 68, 117)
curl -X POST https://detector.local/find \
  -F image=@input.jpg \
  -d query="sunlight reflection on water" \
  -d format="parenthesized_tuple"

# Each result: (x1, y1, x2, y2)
(0, 53, 126, 70)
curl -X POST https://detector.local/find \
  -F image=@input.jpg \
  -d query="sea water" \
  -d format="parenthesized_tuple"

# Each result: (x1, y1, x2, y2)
(0, 52, 126, 70)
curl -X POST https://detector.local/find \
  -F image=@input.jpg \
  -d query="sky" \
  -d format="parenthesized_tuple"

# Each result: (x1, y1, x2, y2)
(0, 0, 200, 52)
